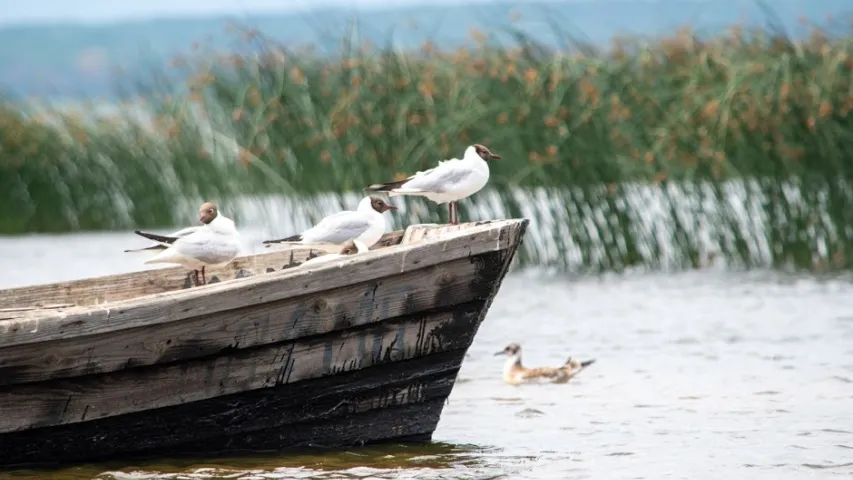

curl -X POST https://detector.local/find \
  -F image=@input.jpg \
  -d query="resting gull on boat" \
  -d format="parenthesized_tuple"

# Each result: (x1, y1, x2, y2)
(299, 239, 368, 267)
(365, 144, 501, 224)
(128, 202, 242, 286)
(263, 195, 397, 249)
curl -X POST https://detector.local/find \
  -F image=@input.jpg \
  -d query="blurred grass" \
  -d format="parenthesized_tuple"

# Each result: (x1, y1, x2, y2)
(0, 97, 249, 233)
(2, 17, 853, 272)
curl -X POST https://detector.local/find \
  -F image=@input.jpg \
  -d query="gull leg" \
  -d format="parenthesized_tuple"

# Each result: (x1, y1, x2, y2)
(451, 202, 459, 225)
(201, 266, 207, 285)
(192, 270, 200, 287)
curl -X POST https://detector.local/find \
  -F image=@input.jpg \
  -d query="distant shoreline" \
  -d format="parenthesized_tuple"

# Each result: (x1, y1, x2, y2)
(1, 0, 847, 98)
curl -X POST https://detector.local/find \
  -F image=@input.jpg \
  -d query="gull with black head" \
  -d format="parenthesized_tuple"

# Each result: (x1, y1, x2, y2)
(365, 144, 501, 225)
(128, 202, 242, 286)
(263, 195, 397, 249)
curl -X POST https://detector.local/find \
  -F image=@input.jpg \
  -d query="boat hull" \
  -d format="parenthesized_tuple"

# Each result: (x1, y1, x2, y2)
(0, 219, 528, 468)
(1, 350, 466, 466)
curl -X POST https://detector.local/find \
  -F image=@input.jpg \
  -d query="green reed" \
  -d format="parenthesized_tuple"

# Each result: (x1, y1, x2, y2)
(0, 96, 250, 233)
(183, 23, 853, 189)
(2, 20, 853, 272)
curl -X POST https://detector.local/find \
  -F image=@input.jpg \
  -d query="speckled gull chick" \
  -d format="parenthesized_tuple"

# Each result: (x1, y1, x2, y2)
(494, 343, 596, 385)
(263, 196, 397, 249)
(365, 144, 501, 225)
(128, 202, 242, 286)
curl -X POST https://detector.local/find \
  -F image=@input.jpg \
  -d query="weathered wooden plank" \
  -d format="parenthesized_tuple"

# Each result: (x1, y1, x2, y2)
(0, 231, 407, 311)
(0, 304, 75, 313)
(0, 303, 483, 434)
(0, 349, 463, 467)
(0, 218, 527, 347)
(400, 220, 497, 244)
(0, 251, 504, 386)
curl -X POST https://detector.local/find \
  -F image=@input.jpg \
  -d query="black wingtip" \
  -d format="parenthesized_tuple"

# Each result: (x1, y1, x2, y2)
(365, 179, 406, 192)
(262, 234, 302, 244)
(133, 230, 178, 244)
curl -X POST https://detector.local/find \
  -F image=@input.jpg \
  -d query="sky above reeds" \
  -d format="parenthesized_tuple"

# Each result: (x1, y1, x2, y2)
(3, 0, 530, 25)
(1, 0, 845, 98)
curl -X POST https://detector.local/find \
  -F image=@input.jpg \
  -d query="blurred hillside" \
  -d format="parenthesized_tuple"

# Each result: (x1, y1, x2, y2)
(1, 0, 849, 99)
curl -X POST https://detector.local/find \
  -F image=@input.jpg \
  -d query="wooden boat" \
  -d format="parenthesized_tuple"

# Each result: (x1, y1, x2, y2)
(0, 218, 528, 468)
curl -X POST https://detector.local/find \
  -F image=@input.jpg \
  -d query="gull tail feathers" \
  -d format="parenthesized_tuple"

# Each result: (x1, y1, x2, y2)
(365, 179, 410, 192)
(143, 247, 188, 265)
(124, 245, 167, 253)
(262, 234, 302, 245)
(567, 357, 596, 368)
(385, 188, 430, 197)
(133, 230, 178, 245)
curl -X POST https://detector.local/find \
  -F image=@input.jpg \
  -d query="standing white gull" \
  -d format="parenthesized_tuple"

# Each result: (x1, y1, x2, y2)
(129, 202, 242, 286)
(299, 239, 369, 267)
(263, 196, 397, 248)
(365, 144, 501, 224)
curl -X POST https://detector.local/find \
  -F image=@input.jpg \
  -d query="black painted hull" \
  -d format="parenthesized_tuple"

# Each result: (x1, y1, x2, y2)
(1, 349, 465, 468)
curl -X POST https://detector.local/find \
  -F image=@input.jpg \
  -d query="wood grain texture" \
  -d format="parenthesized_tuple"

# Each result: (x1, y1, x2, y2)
(0, 247, 315, 311)
(0, 304, 483, 434)
(0, 219, 527, 348)
(0, 349, 463, 468)
(400, 221, 495, 244)
(0, 252, 502, 386)
(0, 218, 530, 468)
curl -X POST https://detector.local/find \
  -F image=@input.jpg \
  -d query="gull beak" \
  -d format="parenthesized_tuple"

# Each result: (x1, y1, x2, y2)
(494, 350, 505, 356)
(385, 205, 399, 211)
(490, 153, 502, 160)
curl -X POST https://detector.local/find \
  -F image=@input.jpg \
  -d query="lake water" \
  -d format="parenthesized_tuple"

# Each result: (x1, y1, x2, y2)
(1, 232, 853, 479)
